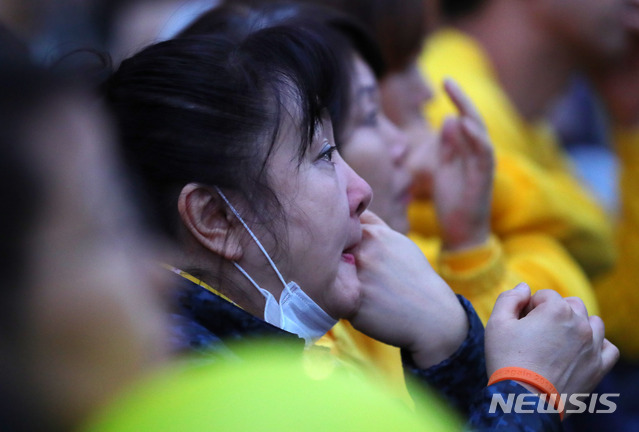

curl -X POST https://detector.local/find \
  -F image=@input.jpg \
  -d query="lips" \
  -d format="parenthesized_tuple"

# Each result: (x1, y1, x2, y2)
(341, 228, 362, 266)
(341, 252, 356, 265)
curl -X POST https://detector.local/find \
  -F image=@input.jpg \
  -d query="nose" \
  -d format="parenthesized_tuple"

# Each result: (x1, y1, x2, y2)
(381, 114, 410, 167)
(345, 163, 373, 217)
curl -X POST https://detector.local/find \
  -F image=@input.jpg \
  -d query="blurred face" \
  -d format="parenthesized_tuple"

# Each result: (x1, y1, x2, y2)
(238, 112, 372, 320)
(380, 60, 433, 128)
(339, 56, 412, 234)
(380, 58, 438, 198)
(535, 0, 627, 62)
(22, 93, 170, 428)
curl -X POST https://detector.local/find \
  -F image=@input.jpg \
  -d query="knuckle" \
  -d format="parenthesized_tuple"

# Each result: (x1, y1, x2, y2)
(497, 289, 519, 302)
(610, 344, 621, 362)
(576, 318, 594, 340)
(545, 298, 571, 318)
(589, 315, 605, 331)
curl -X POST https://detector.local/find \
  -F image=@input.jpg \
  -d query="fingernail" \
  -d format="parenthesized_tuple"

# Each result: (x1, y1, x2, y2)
(514, 283, 529, 292)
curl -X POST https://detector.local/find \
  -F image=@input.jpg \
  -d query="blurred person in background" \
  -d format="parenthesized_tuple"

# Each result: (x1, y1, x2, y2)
(425, 0, 639, 358)
(422, 0, 639, 429)
(0, 50, 170, 431)
(550, 77, 618, 215)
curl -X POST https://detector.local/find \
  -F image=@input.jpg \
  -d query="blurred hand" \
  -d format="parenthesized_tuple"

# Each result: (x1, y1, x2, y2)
(434, 78, 495, 252)
(346, 211, 468, 368)
(485, 284, 619, 397)
(404, 118, 438, 200)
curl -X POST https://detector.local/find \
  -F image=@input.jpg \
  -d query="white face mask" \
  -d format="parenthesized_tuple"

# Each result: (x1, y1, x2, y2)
(216, 187, 337, 346)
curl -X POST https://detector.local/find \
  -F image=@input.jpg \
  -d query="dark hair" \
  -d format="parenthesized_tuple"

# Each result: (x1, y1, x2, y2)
(229, 0, 427, 73)
(314, 0, 428, 73)
(440, 0, 486, 20)
(180, 2, 384, 145)
(104, 18, 346, 242)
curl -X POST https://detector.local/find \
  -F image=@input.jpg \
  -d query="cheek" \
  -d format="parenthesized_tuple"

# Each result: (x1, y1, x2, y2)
(280, 170, 350, 286)
(381, 86, 410, 126)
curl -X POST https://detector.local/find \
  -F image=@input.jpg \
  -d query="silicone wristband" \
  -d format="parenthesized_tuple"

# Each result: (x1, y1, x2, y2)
(488, 367, 563, 421)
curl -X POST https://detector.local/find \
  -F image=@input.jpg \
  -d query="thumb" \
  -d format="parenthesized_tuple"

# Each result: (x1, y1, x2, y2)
(489, 283, 531, 323)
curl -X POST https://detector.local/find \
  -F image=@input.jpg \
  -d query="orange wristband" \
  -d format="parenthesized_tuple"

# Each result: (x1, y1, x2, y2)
(488, 367, 563, 421)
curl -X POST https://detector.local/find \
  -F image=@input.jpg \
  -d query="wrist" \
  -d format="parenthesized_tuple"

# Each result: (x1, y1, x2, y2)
(442, 227, 489, 253)
(488, 367, 564, 420)
(409, 303, 469, 368)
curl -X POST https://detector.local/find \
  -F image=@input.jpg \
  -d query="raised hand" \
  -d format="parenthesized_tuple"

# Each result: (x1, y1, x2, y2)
(434, 78, 495, 252)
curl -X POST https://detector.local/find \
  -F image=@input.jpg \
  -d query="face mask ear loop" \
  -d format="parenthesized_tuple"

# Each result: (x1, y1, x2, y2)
(215, 186, 288, 289)
(232, 262, 266, 294)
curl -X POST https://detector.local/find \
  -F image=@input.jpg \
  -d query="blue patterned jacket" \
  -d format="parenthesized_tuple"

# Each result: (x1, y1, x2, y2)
(169, 271, 562, 431)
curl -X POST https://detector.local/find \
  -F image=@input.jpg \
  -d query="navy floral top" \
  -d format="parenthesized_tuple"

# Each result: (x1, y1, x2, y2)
(169, 271, 561, 431)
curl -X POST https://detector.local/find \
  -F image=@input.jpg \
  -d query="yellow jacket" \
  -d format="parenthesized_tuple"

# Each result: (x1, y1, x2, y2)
(593, 129, 639, 358)
(409, 28, 603, 323)
(416, 28, 615, 279)
(408, 230, 596, 324)
(419, 28, 639, 358)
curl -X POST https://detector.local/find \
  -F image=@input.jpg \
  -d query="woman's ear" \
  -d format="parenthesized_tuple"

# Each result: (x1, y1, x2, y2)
(177, 183, 243, 261)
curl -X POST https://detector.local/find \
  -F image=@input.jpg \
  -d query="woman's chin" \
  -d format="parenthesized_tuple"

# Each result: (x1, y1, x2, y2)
(328, 259, 361, 319)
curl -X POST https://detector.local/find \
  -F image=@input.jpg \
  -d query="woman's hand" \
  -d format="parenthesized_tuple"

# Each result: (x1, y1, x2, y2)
(346, 211, 469, 369)
(485, 284, 619, 397)
(405, 119, 438, 200)
(434, 79, 494, 252)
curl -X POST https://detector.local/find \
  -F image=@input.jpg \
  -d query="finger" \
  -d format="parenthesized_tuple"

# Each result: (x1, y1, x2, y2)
(443, 77, 485, 126)
(589, 315, 605, 350)
(489, 283, 532, 322)
(440, 116, 463, 162)
(601, 338, 620, 375)
(527, 289, 564, 310)
(360, 210, 388, 226)
(565, 296, 589, 318)
(460, 116, 494, 161)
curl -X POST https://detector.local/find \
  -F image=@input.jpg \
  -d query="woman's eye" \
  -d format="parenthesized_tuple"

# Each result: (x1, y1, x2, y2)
(319, 144, 338, 163)
(363, 109, 379, 126)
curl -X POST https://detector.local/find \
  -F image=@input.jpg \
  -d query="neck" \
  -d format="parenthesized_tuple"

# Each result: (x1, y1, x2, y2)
(455, 1, 575, 121)
(175, 236, 294, 319)
(175, 247, 268, 319)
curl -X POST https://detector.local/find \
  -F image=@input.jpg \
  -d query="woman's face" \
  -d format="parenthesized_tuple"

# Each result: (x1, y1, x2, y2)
(339, 56, 412, 234)
(380, 59, 439, 197)
(240, 111, 372, 320)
